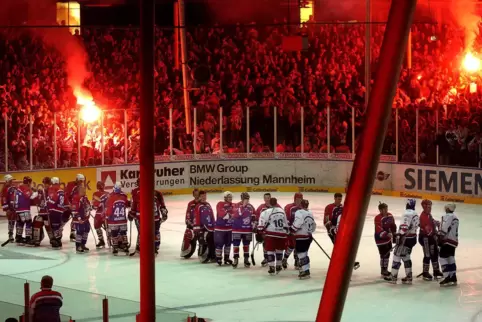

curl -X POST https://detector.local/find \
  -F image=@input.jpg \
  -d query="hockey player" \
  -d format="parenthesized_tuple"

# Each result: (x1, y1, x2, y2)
(324, 193, 343, 243)
(105, 182, 130, 256)
(129, 178, 140, 253)
(255, 193, 281, 267)
(47, 177, 66, 249)
(232, 192, 255, 268)
(64, 174, 86, 242)
(2, 174, 17, 243)
(258, 197, 288, 275)
(10, 176, 38, 245)
(92, 182, 109, 249)
(154, 190, 168, 254)
(283, 193, 303, 269)
(332, 205, 360, 269)
(438, 203, 459, 287)
(214, 191, 234, 265)
(374, 202, 397, 277)
(419, 199, 443, 281)
(32, 177, 54, 246)
(71, 186, 91, 254)
(384, 199, 419, 285)
(291, 199, 316, 279)
(193, 190, 215, 263)
(180, 189, 200, 259)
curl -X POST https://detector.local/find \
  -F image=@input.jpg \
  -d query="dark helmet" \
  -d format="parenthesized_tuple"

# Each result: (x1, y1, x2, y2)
(241, 192, 250, 200)
(23, 176, 32, 185)
(97, 181, 105, 190)
(301, 199, 309, 209)
(378, 202, 388, 211)
(136, 178, 140, 187)
(42, 177, 51, 185)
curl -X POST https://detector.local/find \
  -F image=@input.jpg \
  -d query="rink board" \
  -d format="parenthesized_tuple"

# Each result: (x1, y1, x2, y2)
(1, 160, 482, 204)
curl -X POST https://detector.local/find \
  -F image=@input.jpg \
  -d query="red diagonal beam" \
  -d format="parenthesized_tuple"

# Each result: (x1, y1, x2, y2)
(316, 0, 417, 321)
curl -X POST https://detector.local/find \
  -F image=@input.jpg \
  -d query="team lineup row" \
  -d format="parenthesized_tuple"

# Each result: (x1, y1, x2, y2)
(0, 173, 459, 283)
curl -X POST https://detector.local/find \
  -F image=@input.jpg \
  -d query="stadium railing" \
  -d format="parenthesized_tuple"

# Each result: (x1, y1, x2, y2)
(0, 274, 195, 322)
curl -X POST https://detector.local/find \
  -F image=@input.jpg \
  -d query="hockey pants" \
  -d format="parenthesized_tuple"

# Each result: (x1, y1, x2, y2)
(390, 237, 416, 277)
(75, 221, 90, 249)
(232, 233, 252, 260)
(439, 244, 456, 278)
(419, 235, 440, 273)
(16, 211, 32, 241)
(265, 236, 286, 268)
(214, 230, 232, 261)
(94, 213, 106, 243)
(295, 238, 312, 273)
(377, 243, 392, 273)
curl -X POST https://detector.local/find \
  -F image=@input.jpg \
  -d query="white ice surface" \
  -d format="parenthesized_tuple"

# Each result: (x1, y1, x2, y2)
(1, 193, 482, 322)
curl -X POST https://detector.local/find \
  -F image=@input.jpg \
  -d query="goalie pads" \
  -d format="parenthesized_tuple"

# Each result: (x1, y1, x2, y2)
(32, 216, 45, 244)
(180, 228, 197, 259)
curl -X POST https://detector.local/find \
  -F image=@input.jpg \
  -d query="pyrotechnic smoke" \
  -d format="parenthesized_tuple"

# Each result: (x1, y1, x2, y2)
(450, 0, 480, 50)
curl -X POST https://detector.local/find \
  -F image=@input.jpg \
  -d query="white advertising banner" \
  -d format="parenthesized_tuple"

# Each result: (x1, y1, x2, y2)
(392, 164, 482, 198)
(96, 160, 352, 193)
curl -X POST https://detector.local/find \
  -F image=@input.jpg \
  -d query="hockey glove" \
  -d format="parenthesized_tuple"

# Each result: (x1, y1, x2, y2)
(161, 207, 168, 222)
(128, 211, 136, 222)
(255, 233, 264, 243)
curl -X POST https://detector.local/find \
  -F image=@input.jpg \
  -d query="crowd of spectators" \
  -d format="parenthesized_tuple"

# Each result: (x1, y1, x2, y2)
(1, 18, 482, 171)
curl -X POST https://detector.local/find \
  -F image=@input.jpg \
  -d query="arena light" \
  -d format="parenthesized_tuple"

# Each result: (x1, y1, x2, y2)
(463, 52, 481, 73)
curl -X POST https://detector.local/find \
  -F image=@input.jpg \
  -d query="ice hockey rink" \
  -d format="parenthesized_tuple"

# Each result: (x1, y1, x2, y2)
(1, 192, 481, 322)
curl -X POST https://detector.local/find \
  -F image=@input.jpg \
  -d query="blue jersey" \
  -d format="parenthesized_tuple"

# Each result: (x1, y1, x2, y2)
(11, 184, 34, 213)
(215, 201, 233, 231)
(194, 202, 215, 232)
(232, 203, 255, 234)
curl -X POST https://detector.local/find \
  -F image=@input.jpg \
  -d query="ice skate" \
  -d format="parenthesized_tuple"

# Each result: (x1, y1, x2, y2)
(24, 237, 34, 247)
(275, 265, 282, 274)
(261, 259, 268, 267)
(216, 258, 223, 266)
(451, 274, 457, 286)
(298, 270, 311, 280)
(353, 261, 360, 270)
(76, 246, 85, 254)
(381, 269, 391, 278)
(15, 236, 24, 246)
(384, 274, 398, 284)
(268, 266, 275, 276)
(113, 248, 119, 256)
(282, 258, 288, 270)
(401, 273, 413, 285)
(96, 240, 106, 249)
(232, 256, 239, 268)
(155, 248, 159, 256)
(8, 233, 14, 243)
(433, 270, 443, 279)
(440, 275, 457, 287)
(224, 257, 233, 265)
(294, 258, 299, 270)
(244, 258, 251, 268)
(422, 272, 433, 281)
(82, 245, 90, 253)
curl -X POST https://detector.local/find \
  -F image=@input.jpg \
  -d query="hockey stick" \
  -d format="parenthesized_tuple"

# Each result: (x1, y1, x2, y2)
(250, 241, 261, 266)
(1, 239, 10, 247)
(312, 238, 331, 260)
(128, 220, 133, 248)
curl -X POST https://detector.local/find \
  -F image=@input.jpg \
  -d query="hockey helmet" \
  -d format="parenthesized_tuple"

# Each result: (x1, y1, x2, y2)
(4, 174, 14, 182)
(445, 203, 456, 213)
(294, 193, 303, 201)
(42, 177, 51, 185)
(97, 181, 105, 190)
(23, 176, 32, 185)
(378, 202, 388, 211)
(241, 192, 250, 200)
(301, 199, 309, 209)
(406, 199, 416, 210)
(113, 182, 122, 193)
(51, 177, 60, 184)
(224, 191, 233, 200)
(76, 173, 85, 182)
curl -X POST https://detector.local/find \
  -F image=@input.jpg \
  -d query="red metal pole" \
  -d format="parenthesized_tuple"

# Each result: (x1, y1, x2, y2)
(102, 298, 109, 322)
(24, 282, 30, 322)
(315, 0, 417, 321)
(140, 0, 156, 321)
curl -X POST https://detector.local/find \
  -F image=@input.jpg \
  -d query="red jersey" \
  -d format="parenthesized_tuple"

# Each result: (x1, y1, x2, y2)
(1, 183, 16, 212)
(105, 192, 128, 224)
(47, 184, 65, 213)
(71, 195, 91, 224)
(130, 187, 140, 217)
(185, 199, 198, 226)
(284, 203, 301, 225)
(419, 211, 437, 237)
(324, 203, 342, 228)
(153, 191, 166, 221)
(374, 213, 397, 246)
(92, 190, 109, 215)
(64, 181, 81, 207)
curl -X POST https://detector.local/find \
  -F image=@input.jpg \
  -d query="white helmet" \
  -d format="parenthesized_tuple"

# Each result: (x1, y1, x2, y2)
(76, 174, 85, 181)
(4, 174, 13, 182)
(445, 203, 456, 213)
(113, 182, 122, 193)
(223, 191, 233, 199)
(51, 177, 60, 184)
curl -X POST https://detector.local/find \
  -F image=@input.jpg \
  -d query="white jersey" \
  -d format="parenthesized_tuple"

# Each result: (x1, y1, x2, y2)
(440, 212, 459, 247)
(292, 209, 316, 239)
(258, 206, 288, 238)
(399, 209, 419, 237)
